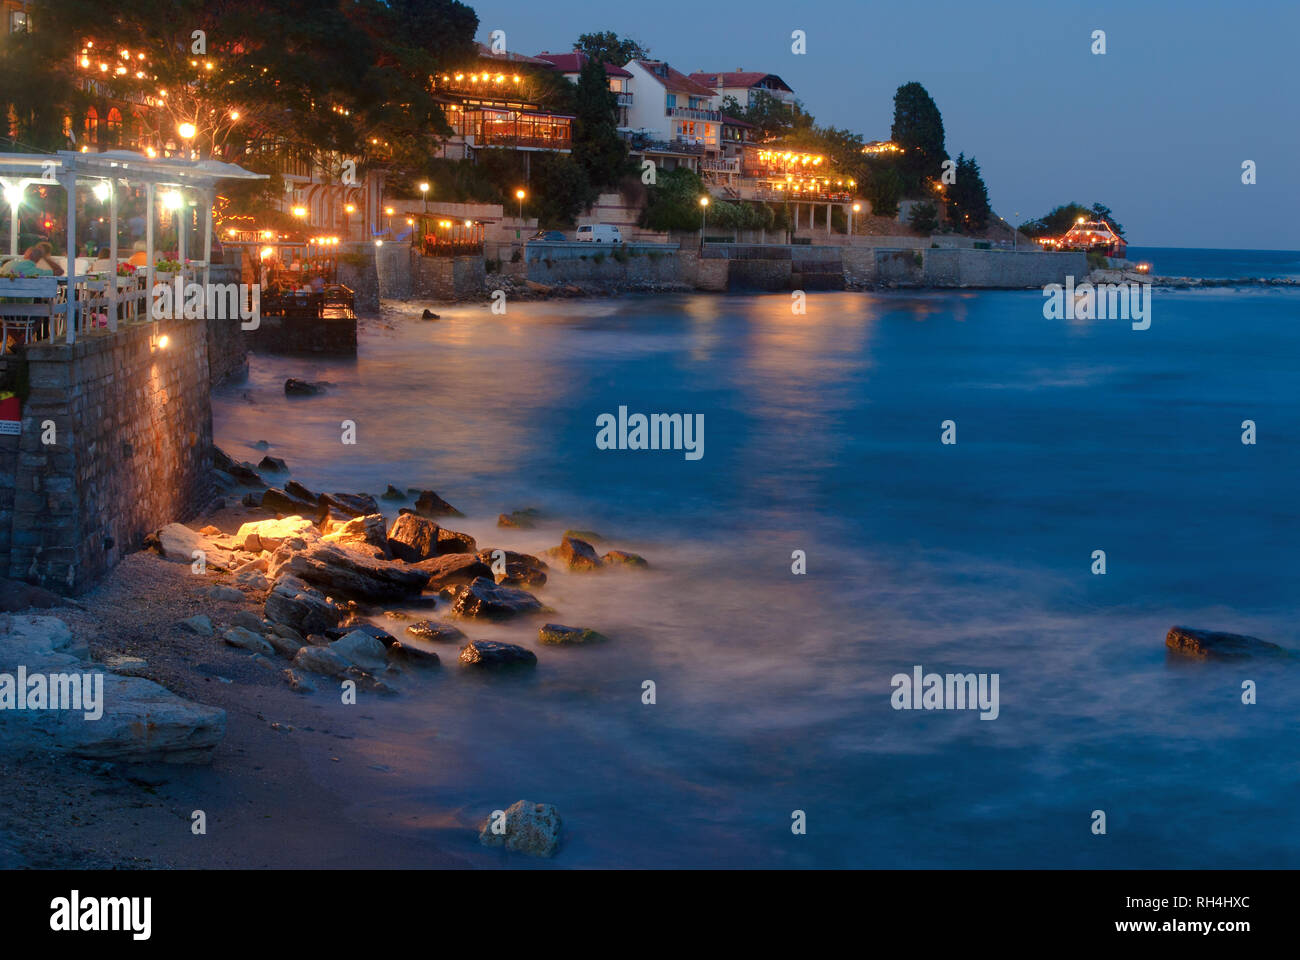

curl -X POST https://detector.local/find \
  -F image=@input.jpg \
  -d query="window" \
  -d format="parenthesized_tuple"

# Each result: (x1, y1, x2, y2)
(10, 10, 29, 33)
(106, 108, 123, 147)
(83, 107, 99, 146)
(665, 93, 676, 108)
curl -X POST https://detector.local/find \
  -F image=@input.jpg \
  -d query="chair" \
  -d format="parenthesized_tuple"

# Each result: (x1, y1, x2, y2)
(0, 276, 61, 353)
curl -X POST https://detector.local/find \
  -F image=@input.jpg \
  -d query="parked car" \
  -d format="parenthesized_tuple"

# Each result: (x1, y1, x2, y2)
(575, 224, 621, 243)
(530, 230, 567, 242)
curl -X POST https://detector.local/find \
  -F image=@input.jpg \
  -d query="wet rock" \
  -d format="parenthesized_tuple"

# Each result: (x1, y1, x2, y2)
(458, 639, 538, 668)
(497, 562, 547, 588)
(411, 490, 463, 518)
(223, 626, 275, 655)
(601, 550, 648, 568)
(449, 577, 543, 621)
(264, 574, 344, 635)
(1165, 626, 1289, 661)
(273, 623, 304, 642)
(421, 309, 440, 320)
(435, 526, 477, 555)
(344, 665, 397, 695)
(479, 800, 561, 857)
(546, 536, 602, 572)
(498, 508, 540, 529)
(326, 622, 396, 647)
(224, 460, 266, 487)
(258, 456, 287, 472)
(284, 378, 322, 396)
(269, 542, 429, 603)
(321, 492, 381, 518)
(241, 492, 262, 509)
(563, 529, 604, 544)
(285, 480, 319, 503)
(330, 630, 388, 671)
(476, 549, 549, 573)
(292, 645, 352, 677)
(387, 641, 440, 667)
(405, 620, 467, 643)
(381, 484, 406, 501)
(180, 614, 213, 636)
(387, 513, 441, 562)
(538, 623, 609, 645)
(413, 553, 492, 589)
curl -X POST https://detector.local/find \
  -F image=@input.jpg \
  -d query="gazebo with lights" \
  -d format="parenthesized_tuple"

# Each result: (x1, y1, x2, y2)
(0, 149, 266, 348)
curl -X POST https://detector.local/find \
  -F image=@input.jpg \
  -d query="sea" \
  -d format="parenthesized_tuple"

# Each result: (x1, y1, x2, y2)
(213, 247, 1300, 867)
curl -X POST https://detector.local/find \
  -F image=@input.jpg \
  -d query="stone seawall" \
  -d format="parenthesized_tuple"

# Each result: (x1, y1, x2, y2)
(206, 264, 248, 385)
(7, 318, 212, 594)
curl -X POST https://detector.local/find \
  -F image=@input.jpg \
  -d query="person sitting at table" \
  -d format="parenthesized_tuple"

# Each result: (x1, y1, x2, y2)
(32, 242, 65, 276)
(0, 245, 55, 277)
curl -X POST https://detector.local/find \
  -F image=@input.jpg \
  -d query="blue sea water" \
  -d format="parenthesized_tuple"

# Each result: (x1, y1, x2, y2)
(1126, 246, 1300, 280)
(214, 255, 1300, 867)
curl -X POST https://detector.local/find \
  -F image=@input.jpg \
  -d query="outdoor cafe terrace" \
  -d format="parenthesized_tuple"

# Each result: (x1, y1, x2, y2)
(0, 150, 265, 354)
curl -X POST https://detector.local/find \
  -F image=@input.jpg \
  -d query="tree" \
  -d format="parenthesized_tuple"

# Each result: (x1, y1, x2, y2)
(945, 154, 991, 233)
(863, 164, 903, 219)
(1020, 202, 1125, 238)
(908, 201, 939, 234)
(639, 167, 707, 232)
(1088, 202, 1125, 237)
(573, 56, 628, 190)
(890, 81, 948, 195)
(721, 90, 804, 141)
(531, 153, 597, 228)
(576, 31, 648, 67)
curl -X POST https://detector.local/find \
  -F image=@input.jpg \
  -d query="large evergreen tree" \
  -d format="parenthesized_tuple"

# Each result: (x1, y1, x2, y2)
(890, 81, 948, 195)
(945, 154, 991, 232)
(572, 57, 628, 190)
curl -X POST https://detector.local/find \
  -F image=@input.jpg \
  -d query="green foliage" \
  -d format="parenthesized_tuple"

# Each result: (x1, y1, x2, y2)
(721, 90, 807, 141)
(531, 153, 597, 228)
(863, 162, 902, 218)
(576, 31, 649, 66)
(706, 199, 774, 231)
(638, 168, 708, 232)
(1021, 202, 1126, 239)
(944, 154, 991, 233)
(907, 201, 939, 234)
(890, 82, 948, 195)
(573, 58, 629, 190)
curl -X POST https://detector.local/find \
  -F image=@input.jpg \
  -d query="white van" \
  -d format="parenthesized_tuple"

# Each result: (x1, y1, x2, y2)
(575, 224, 621, 243)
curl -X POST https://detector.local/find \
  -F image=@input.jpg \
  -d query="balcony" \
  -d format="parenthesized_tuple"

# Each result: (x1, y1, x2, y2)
(701, 158, 740, 174)
(615, 92, 633, 107)
(667, 105, 720, 122)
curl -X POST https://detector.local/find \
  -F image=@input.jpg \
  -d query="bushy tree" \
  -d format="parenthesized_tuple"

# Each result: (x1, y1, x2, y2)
(890, 81, 948, 195)
(576, 31, 648, 67)
(908, 201, 939, 234)
(531, 153, 597, 228)
(1021, 202, 1125, 238)
(639, 167, 708, 232)
(863, 163, 902, 219)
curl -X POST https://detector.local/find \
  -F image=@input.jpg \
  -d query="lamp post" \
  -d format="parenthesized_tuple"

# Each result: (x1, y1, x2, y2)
(385, 206, 394, 236)
(850, 202, 861, 239)
(344, 203, 355, 241)
(514, 189, 525, 240)
(419, 182, 429, 213)
(699, 195, 709, 249)
(177, 121, 196, 160)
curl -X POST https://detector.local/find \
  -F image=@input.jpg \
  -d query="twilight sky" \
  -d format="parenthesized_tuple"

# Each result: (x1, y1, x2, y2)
(473, 0, 1298, 250)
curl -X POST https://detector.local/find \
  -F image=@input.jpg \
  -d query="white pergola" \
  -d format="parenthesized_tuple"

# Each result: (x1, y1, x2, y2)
(0, 150, 266, 343)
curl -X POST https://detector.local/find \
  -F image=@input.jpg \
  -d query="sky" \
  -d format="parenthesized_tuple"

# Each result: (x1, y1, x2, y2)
(471, 0, 1299, 250)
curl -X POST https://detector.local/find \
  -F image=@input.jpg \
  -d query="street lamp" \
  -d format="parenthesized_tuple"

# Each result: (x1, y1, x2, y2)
(177, 121, 196, 160)
(343, 202, 355, 241)
(851, 201, 861, 238)
(385, 206, 394, 236)
(419, 182, 429, 213)
(514, 189, 525, 239)
(699, 195, 709, 249)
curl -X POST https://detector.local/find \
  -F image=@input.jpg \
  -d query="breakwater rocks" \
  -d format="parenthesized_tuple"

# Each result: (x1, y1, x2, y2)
(1165, 625, 1292, 661)
(1089, 268, 1300, 289)
(153, 458, 648, 696)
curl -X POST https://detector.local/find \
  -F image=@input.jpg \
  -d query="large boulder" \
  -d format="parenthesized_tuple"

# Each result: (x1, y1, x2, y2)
(435, 527, 477, 555)
(458, 639, 538, 668)
(269, 542, 429, 603)
(234, 515, 318, 553)
(405, 620, 467, 643)
(479, 800, 562, 857)
(601, 550, 648, 569)
(0, 577, 75, 612)
(546, 536, 602, 572)
(387, 513, 441, 562)
(411, 490, 462, 518)
(321, 492, 381, 518)
(292, 645, 352, 677)
(322, 514, 389, 558)
(413, 553, 492, 589)
(538, 623, 609, 646)
(149, 523, 240, 571)
(0, 615, 225, 764)
(329, 630, 388, 671)
(262, 487, 318, 516)
(264, 574, 344, 635)
(1165, 626, 1289, 661)
(223, 626, 274, 655)
(449, 577, 543, 621)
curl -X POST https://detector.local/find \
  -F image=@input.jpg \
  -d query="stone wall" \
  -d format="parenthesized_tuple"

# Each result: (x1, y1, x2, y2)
(524, 249, 684, 287)
(8, 318, 212, 594)
(205, 264, 248, 386)
(924, 249, 1086, 288)
(412, 254, 486, 300)
(337, 241, 380, 313)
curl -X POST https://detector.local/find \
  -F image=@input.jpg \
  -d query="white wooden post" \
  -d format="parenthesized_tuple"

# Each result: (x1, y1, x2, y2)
(202, 187, 213, 290)
(145, 182, 155, 320)
(5, 179, 19, 256)
(63, 172, 77, 344)
(177, 188, 186, 280)
(107, 179, 118, 332)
